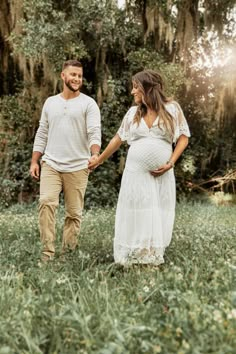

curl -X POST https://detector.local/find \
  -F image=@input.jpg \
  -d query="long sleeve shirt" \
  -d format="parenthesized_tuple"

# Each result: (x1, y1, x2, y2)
(33, 93, 101, 172)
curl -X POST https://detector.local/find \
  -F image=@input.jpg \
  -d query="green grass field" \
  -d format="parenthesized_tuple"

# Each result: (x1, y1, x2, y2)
(0, 202, 235, 354)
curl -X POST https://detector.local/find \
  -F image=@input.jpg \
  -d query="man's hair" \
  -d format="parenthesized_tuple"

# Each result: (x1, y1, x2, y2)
(62, 60, 83, 71)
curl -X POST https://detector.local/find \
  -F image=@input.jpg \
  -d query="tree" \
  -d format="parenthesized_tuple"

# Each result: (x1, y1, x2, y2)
(0, 0, 235, 205)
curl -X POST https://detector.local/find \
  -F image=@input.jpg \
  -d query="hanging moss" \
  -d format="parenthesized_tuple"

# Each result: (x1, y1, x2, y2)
(0, 0, 236, 204)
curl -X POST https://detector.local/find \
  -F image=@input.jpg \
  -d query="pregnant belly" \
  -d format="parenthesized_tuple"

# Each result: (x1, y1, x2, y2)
(126, 139, 172, 172)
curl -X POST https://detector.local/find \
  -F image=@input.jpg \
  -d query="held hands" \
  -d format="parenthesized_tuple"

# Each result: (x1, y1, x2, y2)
(30, 162, 40, 179)
(88, 155, 101, 171)
(150, 161, 173, 177)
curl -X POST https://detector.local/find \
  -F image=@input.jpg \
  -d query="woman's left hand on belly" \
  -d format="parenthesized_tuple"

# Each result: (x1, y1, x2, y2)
(150, 163, 172, 177)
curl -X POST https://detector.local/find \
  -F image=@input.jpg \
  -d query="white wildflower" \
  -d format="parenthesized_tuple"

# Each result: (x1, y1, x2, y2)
(56, 277, 67, 284)
(182, 340, 190, 350)
(143, 286, 150, 293)
(213, 310, 223, 323)
(227, 309, 236, 320)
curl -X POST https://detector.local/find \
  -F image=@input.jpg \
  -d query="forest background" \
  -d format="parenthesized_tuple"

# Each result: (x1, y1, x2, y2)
(0, 0, 236, 208)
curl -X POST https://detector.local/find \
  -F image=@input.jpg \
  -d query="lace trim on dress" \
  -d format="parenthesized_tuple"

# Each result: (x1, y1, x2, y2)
(117, 103, 190, 144)
(117, 106, 137, 144)
(171, 101, 191, 143)
(115, 245, 165, 266)
(179, 122, 191, 136)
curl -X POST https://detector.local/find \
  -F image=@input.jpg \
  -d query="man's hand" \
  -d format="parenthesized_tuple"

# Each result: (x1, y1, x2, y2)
(150, 163, 172, 177)
(30, 162, 40, 179)
(88, 154, 101, 171)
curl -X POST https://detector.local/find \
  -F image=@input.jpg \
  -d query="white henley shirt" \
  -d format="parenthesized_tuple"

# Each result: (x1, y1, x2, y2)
(33, 93, 101, 172)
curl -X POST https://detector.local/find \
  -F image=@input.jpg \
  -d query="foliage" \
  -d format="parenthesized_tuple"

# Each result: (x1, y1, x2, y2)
(9, 0, 89, 72)
(1, 0, 143, 207)
(0, 94, 40, 206)
(1, 0, 236, 206)
(127, 48, 186, 98)
(182, 33, 236, 187)
(0, 202, 235, 353)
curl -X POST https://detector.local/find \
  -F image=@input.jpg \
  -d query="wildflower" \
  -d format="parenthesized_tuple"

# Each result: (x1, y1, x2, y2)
(23, 310, 31, 317)
(153, 345, 162, 353)
(56, 277, 67, 284)
(182, 340, 190, 350)
(176, 327, 183, 337)
(177, 272, 183, 280)
(150, 278, 155, 287)
(213, 310, 223, 323)
(227, 309, 236, 320)
(143, 286, 150, 293)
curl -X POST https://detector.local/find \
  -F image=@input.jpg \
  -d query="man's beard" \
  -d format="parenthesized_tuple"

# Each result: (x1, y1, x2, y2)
(65, 79, 81, 92)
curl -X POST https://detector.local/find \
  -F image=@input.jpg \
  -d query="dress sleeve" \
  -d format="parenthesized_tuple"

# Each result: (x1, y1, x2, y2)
(172, 102, 191, 143)
(117, 107, 136, 144)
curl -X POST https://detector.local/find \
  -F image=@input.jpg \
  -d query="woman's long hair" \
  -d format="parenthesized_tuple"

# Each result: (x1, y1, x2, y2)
(132, 70, 175, 136)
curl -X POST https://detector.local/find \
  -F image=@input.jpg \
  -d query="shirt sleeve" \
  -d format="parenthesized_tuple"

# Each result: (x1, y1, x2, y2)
(86, 99, 101, 148)
(172, 102, 191, 143)
(33, 99, 49, 153)
(117, 107, 136, 144)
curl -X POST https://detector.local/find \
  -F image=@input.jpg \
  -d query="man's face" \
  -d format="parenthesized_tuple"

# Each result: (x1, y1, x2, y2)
(61, 66, 83, 92)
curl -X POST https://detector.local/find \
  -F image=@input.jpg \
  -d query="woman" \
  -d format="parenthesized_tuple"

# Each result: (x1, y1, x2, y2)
(88, 69, 190, 266)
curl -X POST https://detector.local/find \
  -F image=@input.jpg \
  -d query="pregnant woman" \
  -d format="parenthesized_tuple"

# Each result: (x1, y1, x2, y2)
(88, 69, 190, 266)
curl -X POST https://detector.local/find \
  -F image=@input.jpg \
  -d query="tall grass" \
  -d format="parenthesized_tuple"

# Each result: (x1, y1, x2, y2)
(0, 202, 235, 354)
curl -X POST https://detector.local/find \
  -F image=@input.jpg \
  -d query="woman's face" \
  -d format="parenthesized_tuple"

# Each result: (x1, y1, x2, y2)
(131, 82, 143, 104)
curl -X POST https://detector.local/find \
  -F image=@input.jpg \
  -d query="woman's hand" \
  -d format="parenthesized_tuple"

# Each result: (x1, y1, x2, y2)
(150, 162, 172, 177)
(88, 134, 123, 172)
(151, 135, 189, 177)
(88, 155, 101, 171)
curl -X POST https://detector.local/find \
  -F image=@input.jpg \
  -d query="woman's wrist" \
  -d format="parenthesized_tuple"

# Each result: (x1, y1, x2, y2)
(92, 151, 100, 157)
(166, 160, 175, 168)
(98, 156, 104, 165)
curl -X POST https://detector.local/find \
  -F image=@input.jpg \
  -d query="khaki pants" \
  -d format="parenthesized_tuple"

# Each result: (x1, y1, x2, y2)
(39, 162, 89, 257)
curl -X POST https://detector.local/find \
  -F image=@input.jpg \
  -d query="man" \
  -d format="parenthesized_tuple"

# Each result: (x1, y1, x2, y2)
(30, 60, 101, 261)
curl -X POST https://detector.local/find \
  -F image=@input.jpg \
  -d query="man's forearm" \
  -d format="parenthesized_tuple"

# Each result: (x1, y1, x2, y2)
(90, 144, 101, 156)
(31, 151, 43, 163)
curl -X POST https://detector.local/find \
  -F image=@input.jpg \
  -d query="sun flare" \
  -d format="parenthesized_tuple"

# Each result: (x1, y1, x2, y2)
(190, 30, 235, 77)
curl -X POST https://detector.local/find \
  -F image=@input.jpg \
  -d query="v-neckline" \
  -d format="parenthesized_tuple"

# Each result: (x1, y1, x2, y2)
(142, 116, 158, 130)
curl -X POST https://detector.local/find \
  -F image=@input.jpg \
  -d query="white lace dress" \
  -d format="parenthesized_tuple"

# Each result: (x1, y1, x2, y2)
(114, 101, 190, 265)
